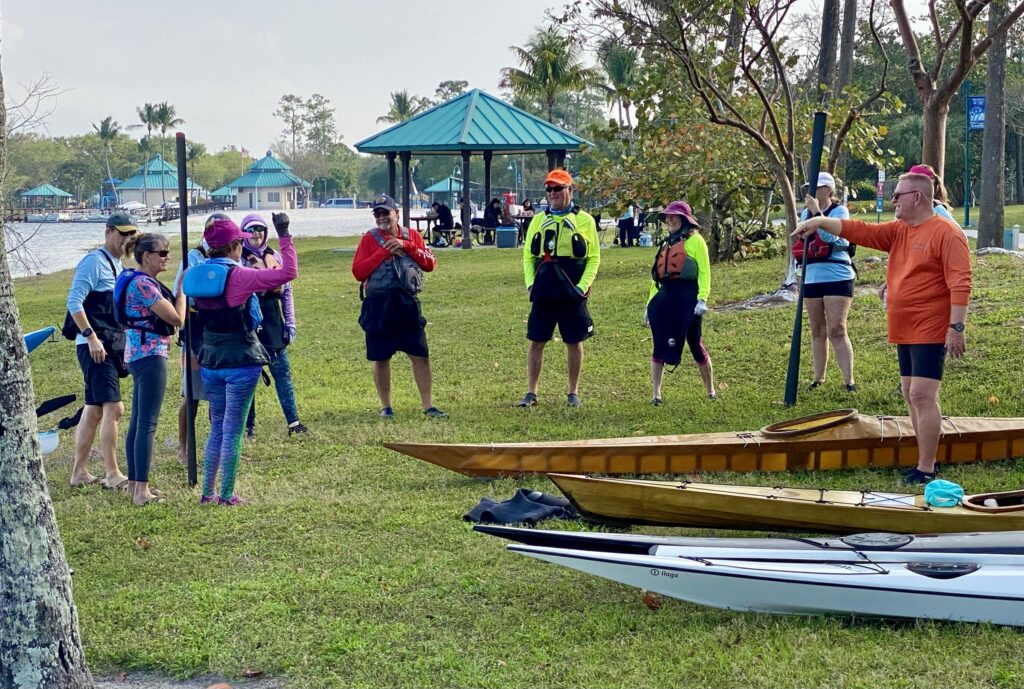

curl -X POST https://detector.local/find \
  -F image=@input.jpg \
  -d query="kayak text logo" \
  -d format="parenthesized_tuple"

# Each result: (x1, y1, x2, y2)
(649, 569, 679, 578)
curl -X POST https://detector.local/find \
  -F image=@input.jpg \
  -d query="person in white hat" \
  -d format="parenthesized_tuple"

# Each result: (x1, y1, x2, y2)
(796, 171, 857, 393)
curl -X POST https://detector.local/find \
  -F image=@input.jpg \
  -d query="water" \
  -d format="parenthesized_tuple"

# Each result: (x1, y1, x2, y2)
(4, 208, 376, 278)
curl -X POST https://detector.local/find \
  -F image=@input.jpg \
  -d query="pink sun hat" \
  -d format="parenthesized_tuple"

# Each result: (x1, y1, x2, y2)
(661, 200, 701, 228)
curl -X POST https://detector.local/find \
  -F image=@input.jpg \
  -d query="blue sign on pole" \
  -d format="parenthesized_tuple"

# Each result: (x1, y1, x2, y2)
(969, 96, 986, 130)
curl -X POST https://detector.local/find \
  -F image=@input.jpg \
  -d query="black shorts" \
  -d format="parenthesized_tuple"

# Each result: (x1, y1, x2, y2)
(76, 344, 122, 406)
(527, 299, 594, 344)
(365, 329, 429, 361)
(896, 343, 946, 380)
(804, 279, 854, 299)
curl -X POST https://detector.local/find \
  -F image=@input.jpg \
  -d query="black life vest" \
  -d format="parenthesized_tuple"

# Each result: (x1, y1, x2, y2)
(113, 270, 177, 342)
(193, 266, 269, 370)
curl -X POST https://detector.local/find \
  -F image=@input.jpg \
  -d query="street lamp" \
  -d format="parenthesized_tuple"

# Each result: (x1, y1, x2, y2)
(507, 160, 518, 201)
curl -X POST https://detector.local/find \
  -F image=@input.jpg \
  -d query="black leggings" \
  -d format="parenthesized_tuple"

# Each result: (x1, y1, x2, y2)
(125, 355, 168, 483)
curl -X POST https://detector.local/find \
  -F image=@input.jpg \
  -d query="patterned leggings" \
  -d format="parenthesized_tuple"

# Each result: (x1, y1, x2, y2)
(246, 348, 299, 429)
(201, 365, 261, 500)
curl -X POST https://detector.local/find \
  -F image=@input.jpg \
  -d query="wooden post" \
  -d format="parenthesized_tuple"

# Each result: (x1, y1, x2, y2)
(400, 151, 411, 227)
(461, 151, 472, 249)
(386, 152, 397, 198)
(483, 151, 493, 205)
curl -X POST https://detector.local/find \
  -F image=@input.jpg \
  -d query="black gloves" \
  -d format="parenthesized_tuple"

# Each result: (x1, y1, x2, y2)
(272, 212, 291, 236)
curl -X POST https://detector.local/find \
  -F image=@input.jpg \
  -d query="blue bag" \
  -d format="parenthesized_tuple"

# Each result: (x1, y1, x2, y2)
(182, 262, 231, 298)
(924, 479, 964, 508)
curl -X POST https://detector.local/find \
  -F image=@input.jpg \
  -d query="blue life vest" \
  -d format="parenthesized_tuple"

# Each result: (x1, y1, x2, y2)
(113, 269, 176, 340)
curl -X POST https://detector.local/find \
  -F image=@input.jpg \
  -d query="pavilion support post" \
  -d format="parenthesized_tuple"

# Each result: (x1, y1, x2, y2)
(556, 150, 566, 169)
(400, 151, 411, 227)
(546, 149, 558, 171)
(461, 151, 472, 249)
(386, 152, 397, 198)
(483, 151, 493, 205)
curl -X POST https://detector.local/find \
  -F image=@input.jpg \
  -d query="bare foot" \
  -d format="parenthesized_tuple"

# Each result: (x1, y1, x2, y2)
(70, 473, 98, 488)
(100, 474, 128, 490)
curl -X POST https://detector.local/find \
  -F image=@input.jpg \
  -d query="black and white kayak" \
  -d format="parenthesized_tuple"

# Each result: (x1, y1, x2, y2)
(476, 526, 1024, 625)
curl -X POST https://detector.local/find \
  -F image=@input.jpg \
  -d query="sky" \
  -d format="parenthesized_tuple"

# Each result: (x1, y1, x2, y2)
(3, 0, 569, 152)
(5, 0, 931, 154)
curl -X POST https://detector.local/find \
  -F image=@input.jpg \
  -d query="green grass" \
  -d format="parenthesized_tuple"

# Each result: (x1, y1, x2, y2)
(14, 234, 1024, 688)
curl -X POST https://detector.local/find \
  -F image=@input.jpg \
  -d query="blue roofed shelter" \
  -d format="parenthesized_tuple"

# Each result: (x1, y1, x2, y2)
(225, 151, 313, 210)
(20, 183, 73, 208)
(116, 154, 204, 206)
(354, 89, 590, 249)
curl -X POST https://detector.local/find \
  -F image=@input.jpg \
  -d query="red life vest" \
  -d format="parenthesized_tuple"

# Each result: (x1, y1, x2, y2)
(652, 232, 699, 283)
(792, 204, 855, 265)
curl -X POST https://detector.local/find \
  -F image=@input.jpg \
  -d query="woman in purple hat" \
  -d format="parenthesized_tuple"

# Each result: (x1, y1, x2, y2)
(186, 214, 297, 506)
(643, 200, 717, 405)
(240, 213, 306, 438)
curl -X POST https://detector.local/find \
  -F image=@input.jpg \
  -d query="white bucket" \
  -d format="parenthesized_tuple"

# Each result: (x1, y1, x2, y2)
(38, 430, 59, 455)
(638, 232, 653, 247)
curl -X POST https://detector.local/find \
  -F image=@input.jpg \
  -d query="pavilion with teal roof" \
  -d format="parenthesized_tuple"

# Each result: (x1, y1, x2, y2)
(355, 89, 590, 249)
(20, 183, 73, 208)
(116, 154, 203, 206)
(224, 151, 312, 210)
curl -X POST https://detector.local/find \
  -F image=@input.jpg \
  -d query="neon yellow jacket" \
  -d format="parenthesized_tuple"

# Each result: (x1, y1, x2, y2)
(647, 230, 711, 304)
(522, 207, 601, 292)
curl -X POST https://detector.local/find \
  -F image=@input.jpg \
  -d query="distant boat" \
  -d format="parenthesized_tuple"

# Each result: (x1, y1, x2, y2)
(26, 211, 71, 223)
(69, 210, 108, 223)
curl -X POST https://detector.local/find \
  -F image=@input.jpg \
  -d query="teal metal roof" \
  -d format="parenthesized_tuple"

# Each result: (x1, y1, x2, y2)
(225, 151, 312, 189)
(355, 89, 590, 155)
(116, 154, 201, 191)
(422, 177, 464, 193)
(211, 185, 236, 198)
(22, 183, 72, 197)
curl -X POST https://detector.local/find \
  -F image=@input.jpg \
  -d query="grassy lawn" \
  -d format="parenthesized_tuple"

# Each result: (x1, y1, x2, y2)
(13, 232, 1024, 689)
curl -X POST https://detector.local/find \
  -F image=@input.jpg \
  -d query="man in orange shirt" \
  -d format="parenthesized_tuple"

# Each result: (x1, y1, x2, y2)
(794, 172, 972, 484)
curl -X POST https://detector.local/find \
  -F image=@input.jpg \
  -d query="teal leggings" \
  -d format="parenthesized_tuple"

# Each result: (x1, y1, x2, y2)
(201, 365, 261, 500)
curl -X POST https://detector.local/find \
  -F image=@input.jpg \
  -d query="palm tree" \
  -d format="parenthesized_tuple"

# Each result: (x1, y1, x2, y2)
(153, 102, 185, 203)
(377, 90, 426, 124)
(92, 115, 120, 206)
(501, 27, 600, 123)
(597, 38, 637, 128)
(129, 102, 159, 205)
(186, 142, 206, 205)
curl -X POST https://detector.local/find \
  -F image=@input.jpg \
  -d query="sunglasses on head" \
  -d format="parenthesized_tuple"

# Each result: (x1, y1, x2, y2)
(545, 185, 567, 193)
(373, 209, 392, 218)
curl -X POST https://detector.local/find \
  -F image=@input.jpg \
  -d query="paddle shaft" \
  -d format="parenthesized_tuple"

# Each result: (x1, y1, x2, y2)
(784, 111, 828, 406)
(175, 132, 197, 487)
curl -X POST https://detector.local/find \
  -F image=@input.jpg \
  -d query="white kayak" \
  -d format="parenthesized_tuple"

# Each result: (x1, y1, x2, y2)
(508, 543, 1024, 626)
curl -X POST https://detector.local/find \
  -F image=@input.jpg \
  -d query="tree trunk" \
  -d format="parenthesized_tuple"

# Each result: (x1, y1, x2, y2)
(978, 0, 1007, 248)
(1016, 130, 1024, 204)
(834, 0, 857, 175)
(921, 100, 949, 172)
(0, 60, 95, 689)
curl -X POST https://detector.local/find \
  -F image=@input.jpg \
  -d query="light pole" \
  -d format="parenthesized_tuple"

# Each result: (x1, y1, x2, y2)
(508, 160, 518, 200)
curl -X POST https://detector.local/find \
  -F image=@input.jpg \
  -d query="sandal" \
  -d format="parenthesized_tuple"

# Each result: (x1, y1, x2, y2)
(101, 478, 129, 491)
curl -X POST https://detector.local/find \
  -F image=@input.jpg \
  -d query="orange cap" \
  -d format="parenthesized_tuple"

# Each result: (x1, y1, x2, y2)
(544, 169, 573, 187)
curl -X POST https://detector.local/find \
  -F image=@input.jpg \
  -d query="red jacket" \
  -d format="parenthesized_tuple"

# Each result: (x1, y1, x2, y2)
(352, 226, 436, 282)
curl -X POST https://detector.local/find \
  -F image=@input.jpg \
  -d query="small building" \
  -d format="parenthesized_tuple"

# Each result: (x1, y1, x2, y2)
(225, 151, 312, 210)
(20, 183, 73, 209)
(116, 154, 204, 206)
(210, 185, 237, 206)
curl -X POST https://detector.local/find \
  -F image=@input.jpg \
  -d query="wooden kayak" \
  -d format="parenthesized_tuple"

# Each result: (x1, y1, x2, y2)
(548, 473, 1024, 534)
(384, 409, 1024, 478)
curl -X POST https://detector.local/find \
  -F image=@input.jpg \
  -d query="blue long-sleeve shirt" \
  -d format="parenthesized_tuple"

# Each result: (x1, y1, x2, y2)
(66, 248, 123, 346)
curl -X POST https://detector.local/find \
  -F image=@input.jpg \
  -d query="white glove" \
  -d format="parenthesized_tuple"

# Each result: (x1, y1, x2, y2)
(694, 299, 708, 317)
(642, 308, 650, 328)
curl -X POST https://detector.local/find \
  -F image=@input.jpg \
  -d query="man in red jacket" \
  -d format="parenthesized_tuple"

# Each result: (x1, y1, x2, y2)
(352, 195, 447, 419)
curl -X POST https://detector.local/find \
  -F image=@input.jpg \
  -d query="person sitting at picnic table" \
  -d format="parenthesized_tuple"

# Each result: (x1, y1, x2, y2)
(478, 197, 502, 245)
(430, 201, 454, 247)
(518, 199, 535, 243)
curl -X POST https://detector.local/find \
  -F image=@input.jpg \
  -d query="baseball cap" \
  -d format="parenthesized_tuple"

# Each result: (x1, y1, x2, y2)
(544, 169, 573, 187)
(908, 164, 936, 179)
(816, 172, 836, 189)
(371, 194, 398, 212)
(661, 200, 701, 228)
(106, 211, 137, 234)
(240, 213, 269, 232)
(204, 217, 246, 250)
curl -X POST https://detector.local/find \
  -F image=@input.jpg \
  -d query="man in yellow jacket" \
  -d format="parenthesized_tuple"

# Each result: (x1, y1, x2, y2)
(517, 169, 601, 408)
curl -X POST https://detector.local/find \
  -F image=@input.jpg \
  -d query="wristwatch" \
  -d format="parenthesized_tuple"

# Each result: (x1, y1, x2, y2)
(81, 327, 95, 338)
(949, 322, 965, 332)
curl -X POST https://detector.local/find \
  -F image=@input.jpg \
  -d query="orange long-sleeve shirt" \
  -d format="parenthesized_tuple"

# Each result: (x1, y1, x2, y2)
(840, 215, 971, 344)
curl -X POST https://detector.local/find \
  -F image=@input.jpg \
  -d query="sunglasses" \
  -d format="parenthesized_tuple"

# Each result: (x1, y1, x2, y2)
(248, 226, 267, 234)
(545, 185, 567, 193)
(115, 228, 138, 237)
(373, 209, 392, 218)
(149, 249, 171, 258)
(891, 190, 919, 202)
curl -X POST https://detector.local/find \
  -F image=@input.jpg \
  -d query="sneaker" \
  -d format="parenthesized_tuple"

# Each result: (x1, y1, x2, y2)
(515, 392, 538, 408)
(423, 406, 448, 419)
(902, 467, 937, 485)
(199, 495, 217, 505)
(567, 393, 581, 408)
(218, 495, 247, 506)
(708, 393, 718, 401)
(245, 426, 256, 439)
(380, 407, 395, 419)
(845, 383, 858, 393)
(651, 397, 663, 407)
(288, 422, 308, 435)
(808, 381, 823, 390)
